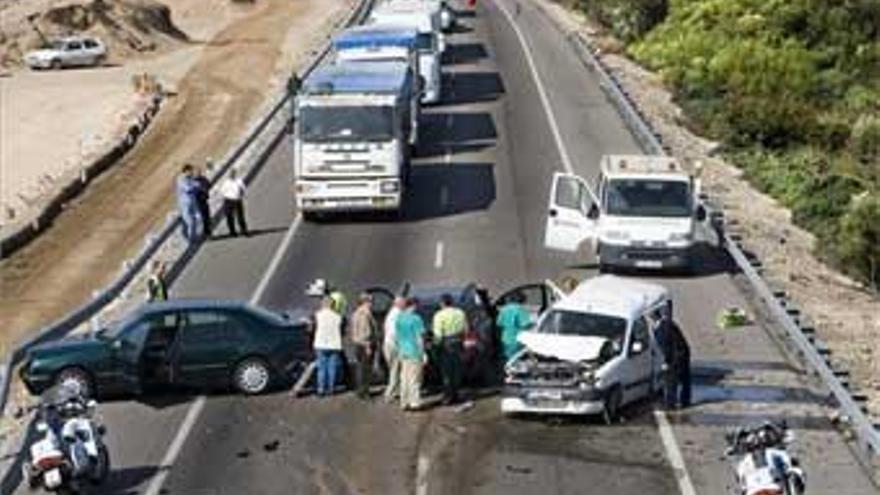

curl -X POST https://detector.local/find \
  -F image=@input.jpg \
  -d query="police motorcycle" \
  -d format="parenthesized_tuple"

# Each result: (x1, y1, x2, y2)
(725, 421, 806, 495)
(21, 385, 110, 493)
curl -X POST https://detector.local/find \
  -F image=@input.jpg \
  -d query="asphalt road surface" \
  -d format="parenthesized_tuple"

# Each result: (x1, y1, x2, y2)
(15, 0, 879, 494)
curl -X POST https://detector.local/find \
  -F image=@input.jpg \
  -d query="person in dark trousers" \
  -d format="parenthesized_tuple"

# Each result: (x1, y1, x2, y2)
(146, 260, 168, 301)
(193, 166, 212, 238)
(432, 294, 466, 405)
(220, 168, 248, 236)
(653, 300, 692, 410)
(350, 293, 377, 400)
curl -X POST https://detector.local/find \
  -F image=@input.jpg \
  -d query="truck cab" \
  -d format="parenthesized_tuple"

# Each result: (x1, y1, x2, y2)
(369, 2, 445, 104)
(544, 155, 707, 272)
(293, 61, 419, 215)
(501, 275, 669, 421)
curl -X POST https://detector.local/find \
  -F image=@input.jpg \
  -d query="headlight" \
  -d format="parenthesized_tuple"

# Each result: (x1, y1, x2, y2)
(669, 232, 693, 242)
(604, 230, 630, 241)
(380, 180, 399, 193)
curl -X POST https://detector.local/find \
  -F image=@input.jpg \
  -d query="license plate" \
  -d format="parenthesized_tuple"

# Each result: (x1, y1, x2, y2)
(529, 390, 563, 401)
(635, 260, 662, 269)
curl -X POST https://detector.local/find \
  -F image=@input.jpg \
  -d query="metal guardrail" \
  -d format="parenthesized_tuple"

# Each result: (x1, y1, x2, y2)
(558, 21, 880, 459)
(0, 0, 374, 483)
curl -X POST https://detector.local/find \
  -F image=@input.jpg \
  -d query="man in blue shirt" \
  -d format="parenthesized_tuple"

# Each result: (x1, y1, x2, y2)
(395, 298, 426, 411)
(176, 164, 201, 242)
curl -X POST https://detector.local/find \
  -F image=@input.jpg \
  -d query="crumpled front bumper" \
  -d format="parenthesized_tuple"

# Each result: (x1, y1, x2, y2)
(501, 384, 606, 415)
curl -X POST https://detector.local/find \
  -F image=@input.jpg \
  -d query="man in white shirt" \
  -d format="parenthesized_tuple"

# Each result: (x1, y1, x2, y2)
(220, 168, 248, 237)
(313, 296, 344, 397)
(383, 296, 406, 403)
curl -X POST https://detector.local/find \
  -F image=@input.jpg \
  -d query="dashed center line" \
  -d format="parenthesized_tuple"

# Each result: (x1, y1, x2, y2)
(434, 241, 445, 269)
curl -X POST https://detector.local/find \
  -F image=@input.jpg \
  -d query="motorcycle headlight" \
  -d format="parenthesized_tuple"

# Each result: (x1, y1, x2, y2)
(604, 230, 630, 241)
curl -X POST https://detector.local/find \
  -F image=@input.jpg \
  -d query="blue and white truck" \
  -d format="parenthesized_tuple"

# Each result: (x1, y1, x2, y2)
(292, 60, 419, 216)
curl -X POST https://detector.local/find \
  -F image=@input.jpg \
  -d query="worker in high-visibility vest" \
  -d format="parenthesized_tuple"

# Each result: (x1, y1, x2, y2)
(329, 288, 348, 316)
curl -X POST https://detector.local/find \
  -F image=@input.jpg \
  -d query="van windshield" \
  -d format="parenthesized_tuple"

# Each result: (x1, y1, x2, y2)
(604, 179, 692, 217)
(416, 33, 435, 53)
(537, 310, 627, 341)
(300, 105, 394, 142)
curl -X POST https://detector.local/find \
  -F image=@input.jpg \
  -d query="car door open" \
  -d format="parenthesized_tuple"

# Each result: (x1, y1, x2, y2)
(544, 172, 600, 253)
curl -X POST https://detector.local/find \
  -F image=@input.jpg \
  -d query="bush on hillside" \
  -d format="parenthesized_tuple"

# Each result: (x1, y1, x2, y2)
(835, 193, 880, 289)
(577, 0, 668, 42)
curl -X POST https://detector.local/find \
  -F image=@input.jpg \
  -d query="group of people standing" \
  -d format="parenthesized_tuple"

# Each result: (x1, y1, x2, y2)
(175, 163, 249, 242)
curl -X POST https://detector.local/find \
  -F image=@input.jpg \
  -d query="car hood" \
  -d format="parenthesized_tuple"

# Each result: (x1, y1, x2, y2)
(26, 49, 60, 59)
(30, 333, 109, 357)
(517, 332, 609, 363)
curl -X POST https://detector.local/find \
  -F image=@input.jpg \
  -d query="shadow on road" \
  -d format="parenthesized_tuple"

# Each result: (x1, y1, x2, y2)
(96, 465, 160, 495)
(403, 162, 496, 221)
(416, 111, 498, 159)
(443, 42, 489, 65)
(443, 71, 505, 105)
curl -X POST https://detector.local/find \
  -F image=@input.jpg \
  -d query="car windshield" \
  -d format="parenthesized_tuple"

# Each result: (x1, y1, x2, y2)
(49, 40, 66, 50)
(537, 310, 627, 340)
(416, 32, 434, 52)
(300, 105, 394, 142)
(604, 178, 692, 217)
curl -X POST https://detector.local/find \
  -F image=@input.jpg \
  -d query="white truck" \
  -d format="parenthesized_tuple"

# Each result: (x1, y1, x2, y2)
(544, 155, 707, 272)
(333, 25, 422, 93)
(501, 275, 669, 422)
(369, 1, 445, 104)
(293, 60, 420, 217)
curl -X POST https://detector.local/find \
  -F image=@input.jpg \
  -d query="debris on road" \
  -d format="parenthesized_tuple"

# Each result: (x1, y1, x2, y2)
(717, 307, 750, 329)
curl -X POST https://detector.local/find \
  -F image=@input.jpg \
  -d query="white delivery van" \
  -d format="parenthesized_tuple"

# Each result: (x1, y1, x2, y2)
(501, 275, 669, 422)
(370, 1, 444, 104)
(544, 155, 707, 272)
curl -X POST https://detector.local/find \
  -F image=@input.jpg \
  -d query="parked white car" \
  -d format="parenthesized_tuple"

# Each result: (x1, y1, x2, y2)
(25, 36, 107, 70)
(501, 275, 669, 422)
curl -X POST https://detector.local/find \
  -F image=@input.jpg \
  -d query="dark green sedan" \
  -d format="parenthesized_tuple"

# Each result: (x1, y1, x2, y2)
(20, 300, 312, 398)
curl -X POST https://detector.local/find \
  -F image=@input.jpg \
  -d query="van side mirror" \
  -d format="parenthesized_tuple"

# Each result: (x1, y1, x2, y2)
(587, 203, 600, 220)
(695, 204, 707, 222)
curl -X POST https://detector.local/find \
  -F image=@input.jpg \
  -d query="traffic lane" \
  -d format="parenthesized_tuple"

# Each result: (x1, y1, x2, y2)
(155, 5, 549, 492)
(497, 0, 878, 492)
(27, 132, 305, 495)
(423, 401, 678, 495)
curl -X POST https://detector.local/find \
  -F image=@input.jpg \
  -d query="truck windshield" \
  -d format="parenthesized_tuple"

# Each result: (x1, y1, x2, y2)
(537, 310, 626, 340)
(300, 106, 394, 142)
(416, 33, 434, 53)
(604, 179, 692, 217)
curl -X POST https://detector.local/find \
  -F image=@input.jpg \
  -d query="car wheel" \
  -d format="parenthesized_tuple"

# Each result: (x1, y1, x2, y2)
(50, 59, 62, 70)
(233, 358, 272, 395)
(55, 367, 93, 398)
(603, 385, 623, 425)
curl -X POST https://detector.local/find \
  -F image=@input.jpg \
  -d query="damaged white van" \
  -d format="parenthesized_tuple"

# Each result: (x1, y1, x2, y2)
(501, 275, 669, 422)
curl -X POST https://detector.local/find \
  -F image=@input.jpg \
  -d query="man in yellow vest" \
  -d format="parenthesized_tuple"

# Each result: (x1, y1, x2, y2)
(432, 294, 467, 405)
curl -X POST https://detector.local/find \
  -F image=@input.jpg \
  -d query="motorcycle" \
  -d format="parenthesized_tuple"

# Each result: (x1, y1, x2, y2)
(22, 385, 110, 494)
(725, 421, 806, 495)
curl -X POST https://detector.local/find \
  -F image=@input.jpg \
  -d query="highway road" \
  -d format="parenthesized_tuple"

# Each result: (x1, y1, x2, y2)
(14, 0, 879, 493)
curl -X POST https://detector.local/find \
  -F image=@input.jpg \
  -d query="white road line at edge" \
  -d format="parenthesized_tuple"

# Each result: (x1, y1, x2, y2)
(416, 454, 430, 495)
(494, 1, 699, 494)
(494, 0, 574, 175)
(144, 214, 305, 495)
(655, 410, 699, 495)
(434, 241, 445, 269)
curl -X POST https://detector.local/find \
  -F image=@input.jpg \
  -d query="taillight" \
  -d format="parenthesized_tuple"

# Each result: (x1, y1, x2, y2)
(751, 489, 783, 495)
(35, 454, 65, 471)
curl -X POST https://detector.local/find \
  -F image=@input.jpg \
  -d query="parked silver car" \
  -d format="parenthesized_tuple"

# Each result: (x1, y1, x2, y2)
(25, 36, 107, 70)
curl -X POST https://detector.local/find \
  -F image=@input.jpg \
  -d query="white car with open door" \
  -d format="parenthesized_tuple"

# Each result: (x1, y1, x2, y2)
(544, 155, 707, 272)
(501, 275, 668, 422)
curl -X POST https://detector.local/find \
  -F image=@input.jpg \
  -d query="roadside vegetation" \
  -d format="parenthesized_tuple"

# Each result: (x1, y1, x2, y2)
(574, 0, 880, 289)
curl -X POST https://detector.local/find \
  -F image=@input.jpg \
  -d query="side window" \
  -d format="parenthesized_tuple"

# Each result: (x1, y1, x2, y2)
(84, 39, 98, 49)
(179, 311, 240, 349)
(67, 41, 82, 51)
(629, 317, 650, 355)
(555, 177, 585, 212)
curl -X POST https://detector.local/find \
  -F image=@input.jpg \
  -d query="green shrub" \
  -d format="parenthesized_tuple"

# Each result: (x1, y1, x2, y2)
(835, 192, 880, 289)
(850, 113, 880, 163)
(579, 0, 668, 42)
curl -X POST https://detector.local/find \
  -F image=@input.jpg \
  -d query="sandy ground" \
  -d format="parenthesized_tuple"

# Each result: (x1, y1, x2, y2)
(0, 0, 353, 347)
(0, 0, 256, 224)
(538, 0, 880, 417)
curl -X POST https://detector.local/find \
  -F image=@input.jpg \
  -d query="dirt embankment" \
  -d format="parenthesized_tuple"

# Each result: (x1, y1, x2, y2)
(0, 0, 351, 346)
(537, 0, 880, 416)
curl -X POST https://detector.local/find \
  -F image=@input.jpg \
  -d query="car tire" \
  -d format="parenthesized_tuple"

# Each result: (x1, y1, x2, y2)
(55, 367, 93, 398)
(233, 358, 272, 395)
(49, 59, 62, 70)
(603, 385, 623, 425)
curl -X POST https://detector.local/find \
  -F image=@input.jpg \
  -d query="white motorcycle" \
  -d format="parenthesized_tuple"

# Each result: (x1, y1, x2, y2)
(725, 421, 806, 495)
(22, 386, 110, 494)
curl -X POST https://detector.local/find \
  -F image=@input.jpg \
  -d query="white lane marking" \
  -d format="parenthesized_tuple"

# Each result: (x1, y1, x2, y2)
(251, 213, 304, 304)
(415, 454, 430, 495)
(144, 396, 206, 495)
(434, 241, 445, 269)
(496, 1, 699, 494)
(655, 410, 699, 495)
(144, 214, 305, 495)
(494, 0, 574, 174)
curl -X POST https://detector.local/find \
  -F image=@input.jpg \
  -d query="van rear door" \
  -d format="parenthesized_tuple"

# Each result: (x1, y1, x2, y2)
(544, 172, 597, 252)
